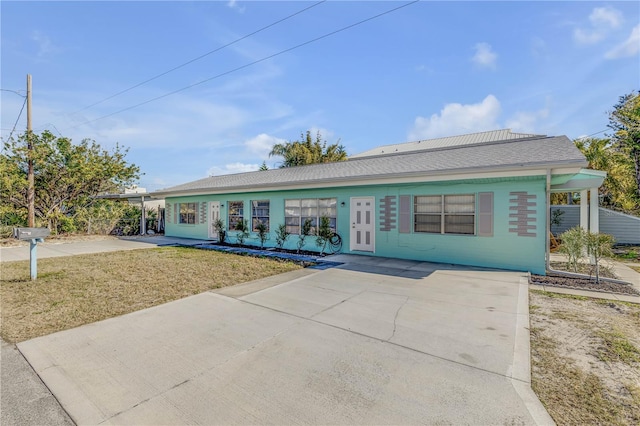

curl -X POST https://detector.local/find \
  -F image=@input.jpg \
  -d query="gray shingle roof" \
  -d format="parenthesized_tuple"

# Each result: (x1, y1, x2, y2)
(153, 135, 586, 196)
(351, 129, 543, 158)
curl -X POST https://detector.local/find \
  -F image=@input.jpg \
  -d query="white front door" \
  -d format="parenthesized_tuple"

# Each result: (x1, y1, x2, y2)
(208, 201, 221, 240)
(350, 197, 375, 252)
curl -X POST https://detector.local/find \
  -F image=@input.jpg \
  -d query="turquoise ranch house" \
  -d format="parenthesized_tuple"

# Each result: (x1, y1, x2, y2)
(152, 130, 604, 275)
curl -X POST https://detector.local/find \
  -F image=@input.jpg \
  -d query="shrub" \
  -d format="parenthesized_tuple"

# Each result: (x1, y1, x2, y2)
(235, 219, 249, 245)
(275, 224, 289, 250)
(559, 226, 586, 272)
(213, 218, 226, 243)
(297, 218, 313, 253)
(315, 216, 332, 255)
(255, 221, 268, 248)
(585, 232, 615, 283)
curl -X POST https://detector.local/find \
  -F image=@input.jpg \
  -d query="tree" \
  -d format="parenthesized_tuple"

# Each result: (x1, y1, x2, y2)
(574, 137, 637, 211)
(609, 91, 640, 201)
(259, 161, 269, 171)
(1, 130, 140, 233)
(269, 130, 347, 168)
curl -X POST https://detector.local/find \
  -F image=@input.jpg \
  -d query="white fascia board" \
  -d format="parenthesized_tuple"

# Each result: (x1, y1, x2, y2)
(156, 164, 584, 199)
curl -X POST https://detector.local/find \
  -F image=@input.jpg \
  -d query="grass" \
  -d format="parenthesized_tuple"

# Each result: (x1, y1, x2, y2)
(530, 289, 589, 301)
(530, 291, 640, 425)
(0, 247, 301, 343)
(596, 329, 640, 364)
(530, 327, 625, 425)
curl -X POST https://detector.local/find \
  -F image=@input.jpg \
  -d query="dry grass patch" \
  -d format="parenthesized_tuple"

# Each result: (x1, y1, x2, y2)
(1, 247, 301, 342)
(530, 290, 640, 425)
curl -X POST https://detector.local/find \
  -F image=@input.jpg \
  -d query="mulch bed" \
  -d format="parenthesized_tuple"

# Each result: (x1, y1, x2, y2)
(531, 273, 640, 296)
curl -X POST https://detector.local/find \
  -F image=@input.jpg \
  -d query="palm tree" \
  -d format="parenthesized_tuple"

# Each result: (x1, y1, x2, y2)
(269, 131, 347, 168)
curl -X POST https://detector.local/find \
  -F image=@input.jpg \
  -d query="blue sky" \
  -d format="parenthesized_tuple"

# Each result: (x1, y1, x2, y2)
(2, 1, 638, 191)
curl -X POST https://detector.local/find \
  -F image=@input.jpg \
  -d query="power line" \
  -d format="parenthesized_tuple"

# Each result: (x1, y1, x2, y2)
(71, 0, 327, 115)
(0, 88, 26, 97)
(5, 97, 27, 142)
(69, 0, 420, 130)
(575, 129, 608, 140)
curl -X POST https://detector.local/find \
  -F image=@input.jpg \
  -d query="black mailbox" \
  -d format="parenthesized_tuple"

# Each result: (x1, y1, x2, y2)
(14, 227, 51, 241)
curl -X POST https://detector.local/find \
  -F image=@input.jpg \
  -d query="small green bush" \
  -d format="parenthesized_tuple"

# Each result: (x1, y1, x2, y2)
(255, 221, 268, 248)
(275, 224, 289, 249)
(585, 232, 615, 283)
(235, 219, 249, 245)
(297, 218, 313, 253)
(315, 216, 332, 255)
(559, 226, 587, 272)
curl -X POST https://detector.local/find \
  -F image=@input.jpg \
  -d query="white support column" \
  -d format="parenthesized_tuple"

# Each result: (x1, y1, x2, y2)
(589, 188, 599, 233)
(579, 189, 588, 231)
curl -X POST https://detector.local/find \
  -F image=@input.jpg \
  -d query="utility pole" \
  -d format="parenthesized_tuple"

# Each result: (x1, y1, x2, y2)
(27, 74, 35, 227)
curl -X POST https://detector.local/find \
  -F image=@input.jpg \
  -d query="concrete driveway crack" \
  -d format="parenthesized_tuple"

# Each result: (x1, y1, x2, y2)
(387, 296, 409, 341)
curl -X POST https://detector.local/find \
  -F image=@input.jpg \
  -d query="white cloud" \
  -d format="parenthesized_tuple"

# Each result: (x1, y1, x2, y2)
(471, 42, 497, 69)
(208, 162, 259, 176)
(573, 28, 604, 45)
(244, 133, 286, 158)
(505, 108, 550, 133)
(605, 24, 640, 59)
(227, 0, 245, 13)
(408, 95, 501, 140)
(573, 6, 623, 45)
(31, 31, 60, 58)
(590, 7, 622, 29)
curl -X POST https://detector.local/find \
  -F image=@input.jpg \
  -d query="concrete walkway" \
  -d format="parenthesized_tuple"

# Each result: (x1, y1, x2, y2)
(0, 236, 210, 262)
(1, 339, 74, 425)
(16, 255, 552, 425)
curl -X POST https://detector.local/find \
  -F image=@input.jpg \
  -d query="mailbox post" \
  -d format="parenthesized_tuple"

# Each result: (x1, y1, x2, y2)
(14, 227, 51, 280)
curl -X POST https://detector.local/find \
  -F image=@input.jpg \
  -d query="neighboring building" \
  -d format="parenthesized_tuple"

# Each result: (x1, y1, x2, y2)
(152, 130, 604, 275)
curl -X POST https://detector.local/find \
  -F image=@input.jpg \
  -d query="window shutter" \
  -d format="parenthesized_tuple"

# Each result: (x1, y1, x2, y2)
(194, 202, 200, 224)
(477, 192, 493, 237)
(399, 195, 411, 234)
(174, 203, 179, 224)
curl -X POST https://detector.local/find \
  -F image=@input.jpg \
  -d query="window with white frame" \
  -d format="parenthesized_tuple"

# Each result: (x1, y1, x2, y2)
(285, 198, 337, 234)
(414, 194, 475, 235)
(251, 200, 270, 231)
(228, 201, 244, 230)
(179, 203, 197, 224)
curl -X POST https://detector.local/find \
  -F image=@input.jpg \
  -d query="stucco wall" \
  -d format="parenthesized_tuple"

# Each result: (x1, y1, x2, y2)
(165, 176, 547, 274)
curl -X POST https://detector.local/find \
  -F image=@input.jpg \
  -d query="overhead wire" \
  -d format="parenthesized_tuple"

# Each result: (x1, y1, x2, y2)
(68, 0, 420, 130)
(70, 0, 327, 115)
(5, 97, 27, 142)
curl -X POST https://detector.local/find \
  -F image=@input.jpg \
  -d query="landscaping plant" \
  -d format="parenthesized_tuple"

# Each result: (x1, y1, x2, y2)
(297, 218, 313, 253)
(315, 215, 332, 255)
(559, 226, 586, 272)
(275, 224, 290, 250)
(255, 221, 268, 249)
(235, 219, 249, 245)
(585, 231, 615, 283)
(213, 218, 226, 243)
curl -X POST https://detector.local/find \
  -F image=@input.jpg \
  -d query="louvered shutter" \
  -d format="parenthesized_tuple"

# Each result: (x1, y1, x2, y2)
(399, 195, 411, 233)
(477, 192, 494, 237)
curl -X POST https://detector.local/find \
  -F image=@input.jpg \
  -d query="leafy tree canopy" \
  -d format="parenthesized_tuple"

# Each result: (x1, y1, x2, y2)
(609, 91, 640, 200)
(574, 137, 637, 212)
(269, 130, 347, 168)
(1, 130, 140, 231)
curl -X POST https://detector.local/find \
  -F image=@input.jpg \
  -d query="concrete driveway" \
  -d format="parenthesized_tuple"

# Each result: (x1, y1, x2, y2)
(18, 255, 552, 425)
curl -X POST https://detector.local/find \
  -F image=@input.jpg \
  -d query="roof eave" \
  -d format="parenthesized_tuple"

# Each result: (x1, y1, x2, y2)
(151, 159, 586, 198)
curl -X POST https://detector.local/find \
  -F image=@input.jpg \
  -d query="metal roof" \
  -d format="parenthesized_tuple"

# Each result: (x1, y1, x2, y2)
(351, 129, 543, 158)
(153, 135, 586, 197)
